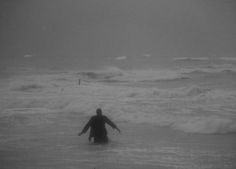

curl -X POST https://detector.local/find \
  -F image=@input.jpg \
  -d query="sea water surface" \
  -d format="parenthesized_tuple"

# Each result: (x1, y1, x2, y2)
(0, 58, 236, 169)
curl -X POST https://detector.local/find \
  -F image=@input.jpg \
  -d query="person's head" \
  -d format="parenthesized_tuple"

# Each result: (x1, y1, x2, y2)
(96, 108, 102, 116)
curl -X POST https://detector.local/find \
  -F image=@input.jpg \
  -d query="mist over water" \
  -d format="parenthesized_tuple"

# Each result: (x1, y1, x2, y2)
(1, 57, 236, 134)
(1, 57, 236, 169)
(1, 0, 236, 168)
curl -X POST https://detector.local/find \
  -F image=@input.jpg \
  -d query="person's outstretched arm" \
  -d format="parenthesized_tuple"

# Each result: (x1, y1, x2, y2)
(78, 118, 92, 136)
(104, 116, 121, 133)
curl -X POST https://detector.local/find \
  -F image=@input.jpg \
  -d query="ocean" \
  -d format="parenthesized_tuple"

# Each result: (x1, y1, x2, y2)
(0, 57, 236, 169)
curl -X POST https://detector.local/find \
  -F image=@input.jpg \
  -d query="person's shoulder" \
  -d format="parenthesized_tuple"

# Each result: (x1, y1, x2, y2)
(90, 115, 97, 120)
(102, 115, 109, 119)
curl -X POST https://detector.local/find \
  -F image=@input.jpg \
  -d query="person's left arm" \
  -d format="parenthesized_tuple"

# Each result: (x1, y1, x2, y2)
(104, 116, 121, 133)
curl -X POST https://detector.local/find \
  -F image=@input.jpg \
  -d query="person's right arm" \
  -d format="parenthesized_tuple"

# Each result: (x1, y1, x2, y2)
(78, 118, 92, 136)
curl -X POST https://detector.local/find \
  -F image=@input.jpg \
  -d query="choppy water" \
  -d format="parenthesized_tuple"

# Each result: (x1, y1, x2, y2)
(0, 57, 236, 168)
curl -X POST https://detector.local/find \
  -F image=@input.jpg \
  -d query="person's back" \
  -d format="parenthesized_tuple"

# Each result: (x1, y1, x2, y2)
(89, 115, 108, 143)
(78, 108, 120, 144)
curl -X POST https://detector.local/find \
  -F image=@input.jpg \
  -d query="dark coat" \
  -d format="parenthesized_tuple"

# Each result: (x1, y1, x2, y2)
(81, 115, 118, 143)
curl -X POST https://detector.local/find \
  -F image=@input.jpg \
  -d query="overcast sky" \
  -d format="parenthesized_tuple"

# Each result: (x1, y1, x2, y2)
(0, 0, 236, 70)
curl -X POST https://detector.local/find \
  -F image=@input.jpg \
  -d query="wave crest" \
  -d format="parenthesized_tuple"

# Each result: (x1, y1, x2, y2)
(14, 84, 44, 92)
(172, 116, 236, 134)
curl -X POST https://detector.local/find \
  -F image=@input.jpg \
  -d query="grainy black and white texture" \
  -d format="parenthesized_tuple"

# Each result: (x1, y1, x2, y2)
(0, 0, 236, 169)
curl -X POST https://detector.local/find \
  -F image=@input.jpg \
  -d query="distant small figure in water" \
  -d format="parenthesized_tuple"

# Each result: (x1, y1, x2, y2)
(78, 108, 121, 144)
(78, 79, 81, 86)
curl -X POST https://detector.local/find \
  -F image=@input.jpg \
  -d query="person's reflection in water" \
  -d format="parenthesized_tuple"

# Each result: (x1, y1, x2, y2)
(78, 108, 121, 144)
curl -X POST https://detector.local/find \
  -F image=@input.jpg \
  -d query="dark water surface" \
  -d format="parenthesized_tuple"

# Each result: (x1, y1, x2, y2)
(0, 111, 235, 169)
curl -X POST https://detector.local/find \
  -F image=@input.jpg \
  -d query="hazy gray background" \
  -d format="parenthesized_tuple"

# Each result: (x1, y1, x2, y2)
(0, 0, 236, 70)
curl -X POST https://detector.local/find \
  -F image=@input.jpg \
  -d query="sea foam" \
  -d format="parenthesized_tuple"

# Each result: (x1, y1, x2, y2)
(1, 69, 236, 134)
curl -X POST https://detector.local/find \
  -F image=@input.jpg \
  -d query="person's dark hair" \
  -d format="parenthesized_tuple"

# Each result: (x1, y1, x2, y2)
(96, 108, 102, 115)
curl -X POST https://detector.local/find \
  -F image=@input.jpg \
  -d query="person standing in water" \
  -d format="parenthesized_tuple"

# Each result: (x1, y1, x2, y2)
(78, 108, 121, 144)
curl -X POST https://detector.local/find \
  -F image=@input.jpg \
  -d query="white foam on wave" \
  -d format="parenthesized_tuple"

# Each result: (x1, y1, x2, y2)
(112, 69, 185, 82)
(173, 57, 210, 61)
(1, 71, 236, 134)
(172, 116, 236, 134)
(108, 102, 236, 134)
(184, 86, 211, 97)
(77, 66, 187, 82)
(179, 63, 236, 75)
(219, 57, 236, 61)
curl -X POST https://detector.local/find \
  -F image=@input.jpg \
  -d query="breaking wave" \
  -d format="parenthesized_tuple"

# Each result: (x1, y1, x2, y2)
(78, 66, 124, 81)
(78, 69, 188, 83)
(173, 57, 210, 61)
(219, 57, 236, 62)
(184, 86, 210, 96)
(172, 116, 236, 134)
(182, 68, 236, 75)
(1, 70, 236, 134)
(14, 84, 44, 92)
